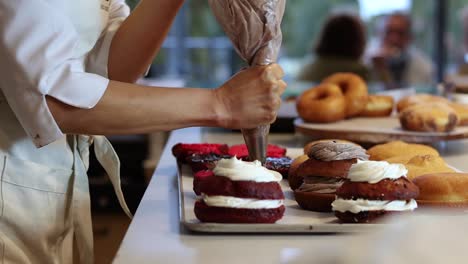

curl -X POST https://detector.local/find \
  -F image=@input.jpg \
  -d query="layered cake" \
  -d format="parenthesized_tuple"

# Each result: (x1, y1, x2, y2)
(290, 140, 369, 212)
(193, 157, 285, 223)
(332, 160, 419, 223)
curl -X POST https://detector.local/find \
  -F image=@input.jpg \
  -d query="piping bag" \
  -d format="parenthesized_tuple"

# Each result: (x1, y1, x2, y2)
(208, 0, 286, 164)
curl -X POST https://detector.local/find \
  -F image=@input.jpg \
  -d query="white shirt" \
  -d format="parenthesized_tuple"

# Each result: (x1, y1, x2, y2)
(0, 0, 130, 148)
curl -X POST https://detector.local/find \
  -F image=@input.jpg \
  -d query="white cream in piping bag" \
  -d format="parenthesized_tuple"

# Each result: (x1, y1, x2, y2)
(348, 160, 408, 183)
(332, 198, 417, 213)
(213, 157, 282, 182)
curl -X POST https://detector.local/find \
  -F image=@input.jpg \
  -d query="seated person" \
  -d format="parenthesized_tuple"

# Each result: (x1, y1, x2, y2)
(297, 13, 369, 82)
(367, 12, 434, 89)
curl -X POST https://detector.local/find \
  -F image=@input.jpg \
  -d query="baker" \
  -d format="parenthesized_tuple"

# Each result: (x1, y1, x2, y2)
(0, 0, 286, 263)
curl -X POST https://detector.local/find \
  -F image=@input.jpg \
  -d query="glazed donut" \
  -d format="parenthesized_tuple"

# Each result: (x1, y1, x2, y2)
(359, 95, 394, 117)
(396, 94, 450, 112)
(322, 73, 368, 117)
(296, 83, 346, 123)
(399, 102, 459, 132)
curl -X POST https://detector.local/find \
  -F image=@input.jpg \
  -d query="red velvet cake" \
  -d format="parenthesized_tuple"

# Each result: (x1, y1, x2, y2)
(193, 157, 285, 223)
(172, 143, 229, 163)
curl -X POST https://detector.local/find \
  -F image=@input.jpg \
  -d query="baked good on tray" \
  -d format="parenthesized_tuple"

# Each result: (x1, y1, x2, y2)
(358, 95, 394, 117)
(399, 102, 459, 132)
(193, 157, 285, 223)
(172, 143, 229, 163)
(412, 173, 468, 207)
(396, 94, 450, 112)
(290, 140, 369, 212)
(367, 141, 439, 161)
(332, 160, 419, 223)
(387, 154, 455, 180)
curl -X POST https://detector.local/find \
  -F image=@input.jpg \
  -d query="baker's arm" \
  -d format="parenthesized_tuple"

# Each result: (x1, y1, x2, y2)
(107, 0, 184, 82)
(47, 65, 286, 134)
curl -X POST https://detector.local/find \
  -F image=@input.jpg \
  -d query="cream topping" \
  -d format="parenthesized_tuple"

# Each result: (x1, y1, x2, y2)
(202, 194, 283, 209)
(348, 160, 408, 183)
(308, 141, 369, 161)
(213, 157, 282, 182)
(331, 198, 417, 213)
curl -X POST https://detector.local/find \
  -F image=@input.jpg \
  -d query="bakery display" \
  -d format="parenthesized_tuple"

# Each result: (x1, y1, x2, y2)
(399, 102, 459, 132)
(332, 160, 419, 223)
(193, 157, 285, 223)
(367, 141, 439, 161)
(322, 72, 368, 117)
(359, 95, 394, 117)
(291, 140, 369, 212)
(296, 83, 346, 123)
(412, 172, 468, 207)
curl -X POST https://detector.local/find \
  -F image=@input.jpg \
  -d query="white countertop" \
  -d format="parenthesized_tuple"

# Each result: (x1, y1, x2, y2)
(113, 127, 468, 264)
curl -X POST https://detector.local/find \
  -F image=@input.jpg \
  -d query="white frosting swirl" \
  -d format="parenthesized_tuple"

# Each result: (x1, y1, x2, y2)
(202, 194, 283, 209)
(331, 198, 417, 213)
(348, 160, 408, 183)
(213, 157, 282, 182)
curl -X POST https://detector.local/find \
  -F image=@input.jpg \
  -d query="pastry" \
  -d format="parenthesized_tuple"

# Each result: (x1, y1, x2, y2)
(172, 143, 229, 163)
(292, 140, 369, 212)
(332, 160, 419, 223)
(322, 72, 369, 117)
(367, 141, 439, 161)
(449, 102, 468, 126)
(412, 172, 468, 207)
(396, 94, 450, 112)
(264, 157, 292, 178)
(193, 157, 285, 223)
(359, 95, 394, 117)
(399, 102, 459, 132)
(296, 83, 346, 123)
(402, 155, 455, 180)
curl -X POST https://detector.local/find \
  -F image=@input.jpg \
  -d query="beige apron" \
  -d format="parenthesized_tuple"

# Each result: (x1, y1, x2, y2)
(0, 95, 132, 264)
(0, 1, 131, 263)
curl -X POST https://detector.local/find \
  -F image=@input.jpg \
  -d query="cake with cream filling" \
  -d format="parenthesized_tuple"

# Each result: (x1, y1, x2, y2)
(332, 160, 419, 223)
(290, 140, 369, 212)
(193, 157, 285, 223)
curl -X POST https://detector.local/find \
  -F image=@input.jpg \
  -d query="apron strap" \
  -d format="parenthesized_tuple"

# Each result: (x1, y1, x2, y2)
(92, 136, 133, 219)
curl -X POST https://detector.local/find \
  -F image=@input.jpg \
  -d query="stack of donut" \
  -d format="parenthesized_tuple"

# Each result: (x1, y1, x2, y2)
(397, 94, 468, 132)
(296, 73, 394, 123)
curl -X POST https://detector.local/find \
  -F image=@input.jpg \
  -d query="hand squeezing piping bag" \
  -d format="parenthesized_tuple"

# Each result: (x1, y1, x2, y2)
(208, 0, 286, 163)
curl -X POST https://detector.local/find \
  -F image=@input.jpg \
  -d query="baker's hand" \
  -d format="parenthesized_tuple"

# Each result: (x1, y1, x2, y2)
(213, 64, 287, 129)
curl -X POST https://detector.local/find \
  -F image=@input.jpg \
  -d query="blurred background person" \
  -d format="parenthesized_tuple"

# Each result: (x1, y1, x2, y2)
(455, 6, 468, 75)
(367, 12, 434, 89)
(297, 13, 369, 83)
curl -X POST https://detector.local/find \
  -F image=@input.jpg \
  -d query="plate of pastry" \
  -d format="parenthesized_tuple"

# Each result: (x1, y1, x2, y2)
(294, 73, 468, 144)
(171, 139, 467, 233)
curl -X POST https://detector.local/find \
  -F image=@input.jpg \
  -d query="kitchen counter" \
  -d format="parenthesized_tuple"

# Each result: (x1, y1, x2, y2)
(113, 127, 468, 264)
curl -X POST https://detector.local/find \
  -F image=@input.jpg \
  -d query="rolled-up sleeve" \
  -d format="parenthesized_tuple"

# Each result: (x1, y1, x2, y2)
(87, 0, 130, 77)
(0, 0, 128, 147)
